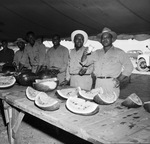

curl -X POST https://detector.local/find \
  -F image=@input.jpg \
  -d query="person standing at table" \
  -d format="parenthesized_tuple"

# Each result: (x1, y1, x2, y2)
(80, 27, 134, 97)
(45, 34, 69, 83)
(60, 30, 93, 90)
(20, 31, 47, 73)
(0, 40, 14, 65)
(13, 38, 31, 71)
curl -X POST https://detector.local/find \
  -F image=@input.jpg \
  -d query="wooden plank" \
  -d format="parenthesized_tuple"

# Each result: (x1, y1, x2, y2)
(7, 106, 13, 144)
(11, 105, 22, 144)
(13, 97, 127, 127)
(119, 126, 150, 143)
(12, 111, 25, 139)
(8, 97, 139, 144)
(81, 108, 150, 143)
(6, 97, 101, 143)
(2, 100, 10, 124)
(58, 100, 130, 127)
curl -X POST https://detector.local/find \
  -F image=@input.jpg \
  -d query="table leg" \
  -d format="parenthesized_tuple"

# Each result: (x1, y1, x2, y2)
(2, 101, 25, 144)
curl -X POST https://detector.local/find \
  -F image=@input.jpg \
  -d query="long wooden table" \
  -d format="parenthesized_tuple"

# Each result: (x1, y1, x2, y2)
(0, 84, 150, 144)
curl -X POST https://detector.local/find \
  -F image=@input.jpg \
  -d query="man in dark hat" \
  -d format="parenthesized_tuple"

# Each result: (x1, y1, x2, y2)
(80, 27, 134, 98)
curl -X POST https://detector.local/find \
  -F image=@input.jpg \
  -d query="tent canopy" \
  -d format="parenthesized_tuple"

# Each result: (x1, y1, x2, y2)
(0, 0, 150, 42)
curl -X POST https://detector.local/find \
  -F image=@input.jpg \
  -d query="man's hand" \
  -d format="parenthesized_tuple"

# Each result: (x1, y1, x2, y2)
(78, 67, 87, 76)
(113, 78, 120, 88)
(81, 47, 89, 62)
(113, 73, 128, 88)
(50, 69, 60, 76)
(18, 63, 25, 72)
(59, 80, 69, 86)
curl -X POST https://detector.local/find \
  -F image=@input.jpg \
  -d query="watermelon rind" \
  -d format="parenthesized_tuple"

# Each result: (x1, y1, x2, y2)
(143, 101, 150, 113)
(121, 93, 143, 108)
(34, 92, 60, 111)
(0, 76, 16, 88)
(66, 97, 99, 116)
(93, 92, 118, 105)
(56, 87, 79, 99)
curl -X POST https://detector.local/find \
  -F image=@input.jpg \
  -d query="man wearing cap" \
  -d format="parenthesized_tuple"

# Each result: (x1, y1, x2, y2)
(81, 27, 134, 98)
(45, 34, 69, 83)
(61, 30, 93, 90)
(13, 38, 31, 71)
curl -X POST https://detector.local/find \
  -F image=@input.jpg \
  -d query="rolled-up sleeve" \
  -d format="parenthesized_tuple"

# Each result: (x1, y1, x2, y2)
(81, 50, 98, 67)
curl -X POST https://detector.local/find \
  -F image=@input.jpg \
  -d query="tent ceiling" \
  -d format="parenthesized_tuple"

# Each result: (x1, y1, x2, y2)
(0, 0, 150, 42)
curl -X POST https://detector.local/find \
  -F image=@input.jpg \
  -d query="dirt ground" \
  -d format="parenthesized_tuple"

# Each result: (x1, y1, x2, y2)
(0, 59, 150, 144)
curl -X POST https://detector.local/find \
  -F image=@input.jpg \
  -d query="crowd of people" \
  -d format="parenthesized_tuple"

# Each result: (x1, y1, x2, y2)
(0, 27, 134, 98)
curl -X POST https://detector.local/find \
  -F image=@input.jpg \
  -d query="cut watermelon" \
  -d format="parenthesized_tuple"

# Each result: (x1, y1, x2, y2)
(66, 97, 99, 116)
(78, 87, 103, 101)
(56, 87, 80, 99)
(34, 92, 60, 111)
(121, 93, 143, 108)
(94, 91, 118, 105)
(33, 78, 59, 92)
(143, 101, 150, 113)
(0, 76, 16, 88)
(26, 86, 41, 101)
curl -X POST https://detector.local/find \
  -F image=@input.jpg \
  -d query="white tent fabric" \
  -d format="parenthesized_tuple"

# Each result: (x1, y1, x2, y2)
(0, 0, 150, 42)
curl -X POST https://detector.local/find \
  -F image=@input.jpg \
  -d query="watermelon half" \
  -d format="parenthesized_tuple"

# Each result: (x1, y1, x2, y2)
(0, 76, 16, 89)
(26, 86, 42, 101)
(121, 93, 143, 108)
(33, 78, 59, 92)
(78, 87, 103, 101)
(34, 92, 60, 111)
(56, 87, 80, 99)
(66, 97, 99, 116)
(143, 101, 150, 113)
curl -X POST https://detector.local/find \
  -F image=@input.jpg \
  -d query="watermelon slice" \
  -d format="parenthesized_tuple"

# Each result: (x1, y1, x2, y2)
(93, 90, 118, 105)
(66, 97, 99, 116)
(26, 86, 41, 101)
(56, 87, 80, 99)
(34, 92, 60, 111)
(0, 76, 16, 88)
(78, 87, 103, 101)
(121, 93, 143, 108)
